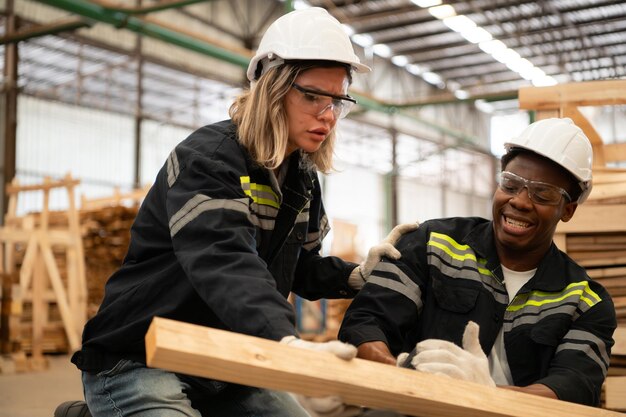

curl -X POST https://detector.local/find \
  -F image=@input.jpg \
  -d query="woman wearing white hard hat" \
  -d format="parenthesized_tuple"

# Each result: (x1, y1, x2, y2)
(69, 7, 416, 417)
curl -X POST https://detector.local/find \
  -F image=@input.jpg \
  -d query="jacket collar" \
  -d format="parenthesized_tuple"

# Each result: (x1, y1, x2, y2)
(465, 221, 569, 292)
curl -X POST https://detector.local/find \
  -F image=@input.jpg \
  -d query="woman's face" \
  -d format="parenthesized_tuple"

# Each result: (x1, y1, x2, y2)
(284, 66, 350, 156)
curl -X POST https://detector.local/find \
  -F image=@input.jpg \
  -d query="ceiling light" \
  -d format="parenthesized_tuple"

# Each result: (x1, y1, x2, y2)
(454, 89, 470, 99)
(391, 55, 409, 67)
(411, 0, 442, 7)
(506, 57, 533, 74)
(475, 99, 494, 113)
(528, 67, 546, 79)
(373, 44, 392, 58)
(478, 39, 507, 55)
(461, 26, 492, 43)
(519, 66, 537, 80)
(422, 71, 443, 85)
(351, 34, 373, 48)
(428, 5, 456, 19)
(342, 24, 355, 36)
(532, 75, 557, 87)
(406, 63, 424, 75)
(443, 15, 475, 33)
(447, 80, 461, 90)
(492, 48, 520, 65)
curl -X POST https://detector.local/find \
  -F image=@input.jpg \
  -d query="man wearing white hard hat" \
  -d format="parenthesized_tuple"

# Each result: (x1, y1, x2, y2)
(69, 7, 417, 417)
(338, 118, 616, 412)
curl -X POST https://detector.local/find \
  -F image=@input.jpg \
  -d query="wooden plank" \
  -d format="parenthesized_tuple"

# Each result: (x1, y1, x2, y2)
(614, 327, 626, 356)
(568, 250, 626, 261)
(587, 267, 626, 279)
(535, 110, 560, 120)
(575, 256, 626, 268)
(569, 235, 626, 245)
(5, 177, 80, 194)
(605, 377, 626, 411)
(594, 172, 626, 184)
(557, 205, 626, 234)
(552, 233, 566, 252)
(603, 143, 626, 164)
(588, 183, 626, 202)
(145, 317, 623, 417)
(519, 80, 626, 110)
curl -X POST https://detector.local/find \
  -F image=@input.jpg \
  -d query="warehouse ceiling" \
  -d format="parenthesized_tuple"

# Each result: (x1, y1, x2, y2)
(313, 0, 626, 99)
(2, 0, 625, 125)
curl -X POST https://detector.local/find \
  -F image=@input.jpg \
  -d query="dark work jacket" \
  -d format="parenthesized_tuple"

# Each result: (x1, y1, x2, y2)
(72, 120, 357, 378)
(339, 217, 616, 406)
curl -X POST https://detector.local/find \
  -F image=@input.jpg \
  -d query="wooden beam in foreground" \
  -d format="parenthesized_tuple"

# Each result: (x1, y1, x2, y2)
(145, 317, 621, 417)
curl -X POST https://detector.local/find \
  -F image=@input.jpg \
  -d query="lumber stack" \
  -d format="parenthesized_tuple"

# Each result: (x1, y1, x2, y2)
(0, 182, 145, 369)
(556, 198, 626, 325)
(80, 205, 138, 315)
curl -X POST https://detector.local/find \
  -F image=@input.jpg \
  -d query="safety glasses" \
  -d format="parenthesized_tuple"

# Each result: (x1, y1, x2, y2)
(498, 171, 571, 206)
(291, 83, 357, 119)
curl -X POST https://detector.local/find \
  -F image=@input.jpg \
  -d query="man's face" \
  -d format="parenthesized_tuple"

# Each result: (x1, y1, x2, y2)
(492, 153, 578, 263)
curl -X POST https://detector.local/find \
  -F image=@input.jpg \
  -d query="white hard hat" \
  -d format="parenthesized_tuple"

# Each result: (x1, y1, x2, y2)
(504, 117, 593, 203)
(247, 7, 370, 81)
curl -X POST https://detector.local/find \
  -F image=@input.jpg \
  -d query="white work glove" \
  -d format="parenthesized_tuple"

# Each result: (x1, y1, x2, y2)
(294, 394, 362, 417)
(396, 352, 409, 367)
(348, 222, 419, 290)
(280, 336, 357, 360)
(410, 321, 495, 387)
(283, 337, 361, 417)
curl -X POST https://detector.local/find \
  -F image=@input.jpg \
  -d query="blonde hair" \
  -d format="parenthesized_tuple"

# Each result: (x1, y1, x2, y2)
(229, 61, 350, 173)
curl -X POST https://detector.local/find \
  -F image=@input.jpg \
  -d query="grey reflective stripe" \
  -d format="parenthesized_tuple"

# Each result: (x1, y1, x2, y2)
(296, 210, 310, 223)
(502, 304, 578, 332)
(249, 214, 275, 231)
(169, 194, 249, 237)
(167, 150, 180, 187)
(250, 202, 279, 218)
(368, 262, 423, 313)
(556, 342, 608, 375)
(429, 255, 508, 305)
(565, 329, 610, 367)
(303, 213, 328, 251)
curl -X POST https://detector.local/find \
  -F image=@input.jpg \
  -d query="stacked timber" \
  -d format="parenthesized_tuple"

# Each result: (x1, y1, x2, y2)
(80, 205, 138, 315)
(556, 168, 626, 326)
(0, 182, 147, 364)
(555, 168, 626, 410)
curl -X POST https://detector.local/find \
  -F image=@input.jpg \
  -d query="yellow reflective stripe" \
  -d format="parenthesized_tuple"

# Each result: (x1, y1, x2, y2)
(507, 281, 601, 312)
(519, 281, 601, 301)
(249, 182, 276, 194)
(428, 240, 477, 262)
(431, 232, 470, 251)
(428, 233, 491, 276)
(254, 197, 280, 209)
(240, 176, 280, 209)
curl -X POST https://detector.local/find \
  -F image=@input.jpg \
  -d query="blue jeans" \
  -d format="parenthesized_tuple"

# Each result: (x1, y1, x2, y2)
(82, 359, 311, 417)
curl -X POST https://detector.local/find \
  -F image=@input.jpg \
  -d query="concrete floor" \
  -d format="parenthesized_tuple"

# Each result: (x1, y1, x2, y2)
(0, 354, 84, 417)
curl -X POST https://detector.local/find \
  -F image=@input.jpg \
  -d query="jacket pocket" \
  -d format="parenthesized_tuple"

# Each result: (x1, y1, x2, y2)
(432, 272, 480, 313)
(529, 317, 569, 347)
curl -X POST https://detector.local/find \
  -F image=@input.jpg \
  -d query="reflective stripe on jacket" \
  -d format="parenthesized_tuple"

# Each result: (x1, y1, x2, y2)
(339, 217, 616, 406)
